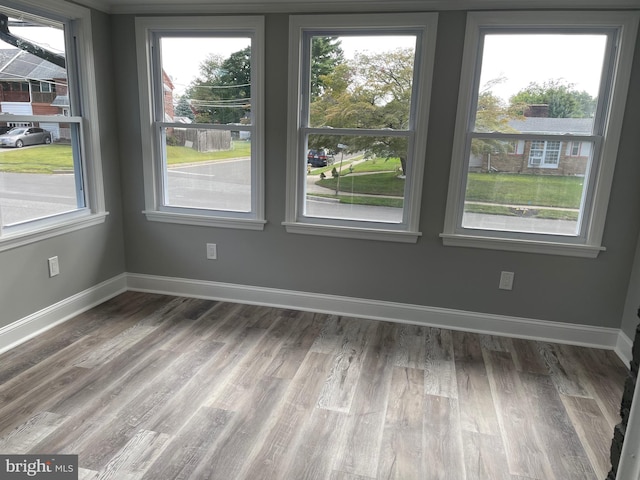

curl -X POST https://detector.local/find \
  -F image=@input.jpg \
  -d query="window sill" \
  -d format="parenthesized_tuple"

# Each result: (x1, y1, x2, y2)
(283, 221, 421, 243)
(144, 210, 266, 231)
(440, 232, 605, 258)
(0, 212, 109, 253)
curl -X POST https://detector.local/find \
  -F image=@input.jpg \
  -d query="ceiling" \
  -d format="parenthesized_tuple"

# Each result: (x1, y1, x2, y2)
(73, 0, 640, 15)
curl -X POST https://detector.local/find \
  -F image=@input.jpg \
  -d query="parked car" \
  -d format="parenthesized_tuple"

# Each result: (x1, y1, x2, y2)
(0, 126, 11, 135)
(307, 149, 330, 167)
(0, 127, 52, 148)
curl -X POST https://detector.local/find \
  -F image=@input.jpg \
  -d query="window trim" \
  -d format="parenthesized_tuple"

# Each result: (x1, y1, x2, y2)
(441, 11, 639, 258)
(135, 16, 266, 231)
(283, 12, 438, 243)
(0, 0, 107, 252)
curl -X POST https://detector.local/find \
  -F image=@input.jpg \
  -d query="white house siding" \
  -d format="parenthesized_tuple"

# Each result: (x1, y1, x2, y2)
(1, 102, 33, 115)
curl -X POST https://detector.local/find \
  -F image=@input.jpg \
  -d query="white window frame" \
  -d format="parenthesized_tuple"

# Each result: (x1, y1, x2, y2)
(0, 0, 107, 253)
(441, 11, 639, 258)
(283, 13, 438, 243)
(135, 16, 265, 231)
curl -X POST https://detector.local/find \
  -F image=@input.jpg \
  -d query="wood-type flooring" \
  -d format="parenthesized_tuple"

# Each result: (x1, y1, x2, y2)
(0, 292, 628, 479)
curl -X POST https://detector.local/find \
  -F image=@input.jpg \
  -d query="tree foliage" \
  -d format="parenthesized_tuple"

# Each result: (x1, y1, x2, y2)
(509, 79, 596, 118)
(174, 96, 195, 121)
(309, 48, 415, 173)
(186, 47, 251, 124)
(310, 37, 344, 99)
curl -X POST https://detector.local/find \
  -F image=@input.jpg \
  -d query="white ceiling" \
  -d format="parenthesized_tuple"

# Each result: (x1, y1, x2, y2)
(73, 0, 640, 15)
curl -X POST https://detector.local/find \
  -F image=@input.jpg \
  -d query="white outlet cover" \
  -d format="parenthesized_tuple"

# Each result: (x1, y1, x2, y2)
(206, 243, 217, 260)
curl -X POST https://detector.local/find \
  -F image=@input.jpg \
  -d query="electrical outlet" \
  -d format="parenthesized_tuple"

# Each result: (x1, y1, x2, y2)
(206, 243, 217, 260)
(48, 256, 60, 277)
(499, 271, 514, 290)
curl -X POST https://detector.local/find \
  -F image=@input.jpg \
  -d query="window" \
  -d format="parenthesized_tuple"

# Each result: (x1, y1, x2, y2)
(528, 140, 561, 168)
(0, 1, 106, 251)
(570, 141, 581, 157)
(284, 13, 438, 243)
(135, 16, 265, 230)
(442, 12, 639, 257)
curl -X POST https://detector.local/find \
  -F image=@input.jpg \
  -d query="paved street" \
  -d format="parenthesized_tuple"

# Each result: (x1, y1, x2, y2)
(0, 157, 580, 235)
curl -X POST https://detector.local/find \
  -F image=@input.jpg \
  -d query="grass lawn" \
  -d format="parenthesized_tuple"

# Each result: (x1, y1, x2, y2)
(166, 141, 251, 165)
(466, 172, 584, 208)
(0, 145, 74, 173)
(309, 193, 404, 208)
(349, 157, 401, 174)
(0, 141, 252, 174)
(316, 172, 405, 196)
(464, 203, 579, 221)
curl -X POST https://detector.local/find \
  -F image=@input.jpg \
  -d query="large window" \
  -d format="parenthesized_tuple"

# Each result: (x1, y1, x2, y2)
(0, 1, 105, 250)
(135, 17, 265, 230)
(442, 12, 639, 257)
(284, 13, 438, 243)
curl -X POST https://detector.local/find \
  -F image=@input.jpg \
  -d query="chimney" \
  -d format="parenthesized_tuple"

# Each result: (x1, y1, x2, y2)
(524, 104, 549, 118)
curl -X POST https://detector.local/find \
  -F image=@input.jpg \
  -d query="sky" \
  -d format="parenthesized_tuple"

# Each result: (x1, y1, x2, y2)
(479, 34, 608, 101)
(1, 21, 609, 104)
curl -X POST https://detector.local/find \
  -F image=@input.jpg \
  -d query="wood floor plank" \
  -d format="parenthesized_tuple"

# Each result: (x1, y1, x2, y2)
(510, 339, 548, 375)
(208, 316, 300, 411)
(333, 323, 396, 478)
(561, 345, 626, 429)
(281, 408, 348, 480)
(0, 411, 66, 454)
(0, 366, 89, 435)
(0, 293, 626, 480)
(424, 394, 467, 480)
(521, 372, 598, 480)
(242, 352, 335, 480)
(538, 343, 591, 398)
(453, 331, 501, 435)
(263, 311, 326, 379)
(561, 394, 614, 479)
(377, 367, 424, 480)
(28, 348, 178, 455)
(75, 339, 225, 470)
(425, 327, 457, 398)
(316, 317, 377, 412)
(93, 428, 171, 480)
(192, 376, 290, 480)
(484, 350, 550, 479)
(393, 324, 427, 370)
(461, 431, 511, 480)
(141, 408, 232, 480)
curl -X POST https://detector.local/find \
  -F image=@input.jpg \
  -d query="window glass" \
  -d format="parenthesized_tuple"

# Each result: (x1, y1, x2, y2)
(461, 31, 609, 237)
(0, 9, 86, 232)
(136, 17, 264, 228)
(442, 12, 638, 257)
(285, 14, 438, 242)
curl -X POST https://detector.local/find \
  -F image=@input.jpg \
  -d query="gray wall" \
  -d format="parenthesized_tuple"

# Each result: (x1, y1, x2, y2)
(113, 10, 640, 330)
(0, 10, 125, 328)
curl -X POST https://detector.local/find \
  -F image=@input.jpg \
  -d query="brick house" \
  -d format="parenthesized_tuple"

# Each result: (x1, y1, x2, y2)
(472, 116, 593, 176)
(0, 48, 69, 139)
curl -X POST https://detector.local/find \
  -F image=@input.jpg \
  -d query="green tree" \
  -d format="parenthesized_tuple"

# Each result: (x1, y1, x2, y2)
(309, 48, 414, 174)
(186, 47, 251, 124)
(472, 80, 522, 156)
(174, 96, 194, 121)
(509, 79, 596, 118)
(310, 37, 344, 99)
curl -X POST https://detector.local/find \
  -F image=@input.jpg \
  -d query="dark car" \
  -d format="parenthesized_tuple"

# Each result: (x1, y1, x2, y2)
(307, 149, 329, 167)
(0, 127, 52, 148)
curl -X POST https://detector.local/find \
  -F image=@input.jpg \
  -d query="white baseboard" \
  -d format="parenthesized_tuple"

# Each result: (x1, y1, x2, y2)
(2, 272, 627, 363)
(127, 273, 622, 353)
(616, 330, 634, 367)
(0, 274, 128, 355)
